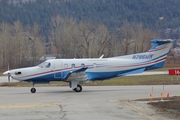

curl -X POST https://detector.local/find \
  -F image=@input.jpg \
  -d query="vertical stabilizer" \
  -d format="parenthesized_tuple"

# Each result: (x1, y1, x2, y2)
(145, 39, 175, 70)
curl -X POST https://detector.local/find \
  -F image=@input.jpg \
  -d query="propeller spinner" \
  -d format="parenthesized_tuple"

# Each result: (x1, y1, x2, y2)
(3, 70, 11, 86)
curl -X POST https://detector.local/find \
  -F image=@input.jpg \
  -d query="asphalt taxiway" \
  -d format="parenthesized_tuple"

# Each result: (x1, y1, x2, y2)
(0, 85, 180, 120)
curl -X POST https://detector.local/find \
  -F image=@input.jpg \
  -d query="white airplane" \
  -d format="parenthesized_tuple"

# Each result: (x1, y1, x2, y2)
(3, 39, 175, 93)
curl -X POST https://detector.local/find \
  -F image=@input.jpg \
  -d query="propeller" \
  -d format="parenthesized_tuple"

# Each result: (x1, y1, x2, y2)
(8, 73, 11, 86)
(8, 63, 10, 86)
(3, 70, 11, 86)
(3, 63, 11, 86)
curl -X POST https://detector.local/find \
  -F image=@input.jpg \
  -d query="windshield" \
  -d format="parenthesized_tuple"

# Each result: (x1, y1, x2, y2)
(38, 62, 51, 68)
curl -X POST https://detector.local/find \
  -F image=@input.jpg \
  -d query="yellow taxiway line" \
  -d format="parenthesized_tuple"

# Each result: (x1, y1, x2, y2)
(0, 103, 59, 108)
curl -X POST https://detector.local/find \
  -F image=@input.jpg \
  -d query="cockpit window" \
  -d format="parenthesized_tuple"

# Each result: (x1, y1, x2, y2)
(38, 62, 51, 68)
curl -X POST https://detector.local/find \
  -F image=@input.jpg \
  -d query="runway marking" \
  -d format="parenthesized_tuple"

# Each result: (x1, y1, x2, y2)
(0, 103, 59, 108)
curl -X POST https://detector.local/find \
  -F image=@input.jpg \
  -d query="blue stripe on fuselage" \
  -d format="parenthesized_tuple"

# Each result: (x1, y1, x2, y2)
(86, 68, 145, 80)
(24, 73, 63, 82)
(86, 60, 166, 80)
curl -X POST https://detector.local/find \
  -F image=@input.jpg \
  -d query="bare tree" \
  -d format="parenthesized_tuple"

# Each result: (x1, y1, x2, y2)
(26, 23, 44, 65)
(133, 23, 158, 53)
(78, 21, 112, 58)
(0, 22, 43, 68)
(116, 22, 158, 55)
(12, 21, 27, 68)
(90, 24, 112, 57)
(77, 21, 96, 58)
(117, 22, 135, 55)
(109, 33, 121, 57)
(0, 22, 12, 68)
(51, 16, 79, 58)
(50, 16, 112, 58)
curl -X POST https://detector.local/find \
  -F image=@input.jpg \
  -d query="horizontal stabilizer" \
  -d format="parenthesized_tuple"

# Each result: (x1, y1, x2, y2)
(149, 39, 175, 51)
(151, 39, 175, 43)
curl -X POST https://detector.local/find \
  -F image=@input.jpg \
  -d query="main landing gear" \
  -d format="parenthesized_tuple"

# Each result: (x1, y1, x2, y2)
(73, 84, 82, 92)
(69, 81, 83, 92)
(30, 83, 36, 93)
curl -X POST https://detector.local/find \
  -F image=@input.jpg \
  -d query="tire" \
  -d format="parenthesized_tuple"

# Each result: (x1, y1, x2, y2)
(73, 84, 82, 92)
(30, 88, 36, 93)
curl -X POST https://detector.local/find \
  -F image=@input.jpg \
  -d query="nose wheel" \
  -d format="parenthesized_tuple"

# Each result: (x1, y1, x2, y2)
(30, 82, 36, 93)
(30, 88, 36, 93)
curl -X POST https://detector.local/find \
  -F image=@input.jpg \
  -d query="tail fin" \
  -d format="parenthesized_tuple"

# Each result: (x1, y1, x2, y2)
(111, 39, 175, 71)
(145, 39, 175, 70)
(149, 39, 175, 52)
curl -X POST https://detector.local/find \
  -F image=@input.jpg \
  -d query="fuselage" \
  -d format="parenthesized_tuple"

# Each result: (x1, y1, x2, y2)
(6, 54, 166, 83)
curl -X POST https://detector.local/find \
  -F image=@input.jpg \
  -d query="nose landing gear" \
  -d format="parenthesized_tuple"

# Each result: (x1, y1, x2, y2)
(30, 82, 36, 93)
(30, 87, 36, 93)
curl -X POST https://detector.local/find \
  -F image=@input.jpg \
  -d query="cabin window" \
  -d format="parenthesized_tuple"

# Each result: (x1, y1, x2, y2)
(71, 63, 75, 68)
(81, 63, 85, 68)
(64, 63, 68, 68)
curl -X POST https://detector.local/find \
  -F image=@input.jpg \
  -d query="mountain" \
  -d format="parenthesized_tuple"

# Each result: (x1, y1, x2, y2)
(0, 0, 180, 35)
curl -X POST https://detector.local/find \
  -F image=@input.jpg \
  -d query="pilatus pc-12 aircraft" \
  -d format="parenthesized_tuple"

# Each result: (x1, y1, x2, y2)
(3, 39, 175, 93)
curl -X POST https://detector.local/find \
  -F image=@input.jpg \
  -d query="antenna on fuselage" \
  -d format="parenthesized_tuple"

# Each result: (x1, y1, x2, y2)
(99, 54, 104, 59)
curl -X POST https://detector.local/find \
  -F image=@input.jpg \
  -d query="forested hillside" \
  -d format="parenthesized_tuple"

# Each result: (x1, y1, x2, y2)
(0, 0, 180, 34)
(0, 0, 180, 69)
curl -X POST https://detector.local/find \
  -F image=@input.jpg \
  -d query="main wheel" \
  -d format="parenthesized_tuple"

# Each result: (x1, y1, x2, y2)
(30, 88, 36, 93)
(73, 84, 82, 92)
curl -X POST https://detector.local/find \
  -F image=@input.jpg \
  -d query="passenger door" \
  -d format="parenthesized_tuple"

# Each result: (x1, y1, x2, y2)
(54, 59, 62, 78)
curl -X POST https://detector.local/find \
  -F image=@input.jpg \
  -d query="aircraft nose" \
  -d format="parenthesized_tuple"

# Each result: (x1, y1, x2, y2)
(3, 70, 10, 75)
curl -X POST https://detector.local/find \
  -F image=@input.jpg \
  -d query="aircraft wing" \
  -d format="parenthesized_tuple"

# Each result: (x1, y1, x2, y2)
(63, 67, 88, 83)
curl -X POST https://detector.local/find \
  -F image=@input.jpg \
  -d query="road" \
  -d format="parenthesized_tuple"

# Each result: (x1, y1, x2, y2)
(0, 85, 179, 120)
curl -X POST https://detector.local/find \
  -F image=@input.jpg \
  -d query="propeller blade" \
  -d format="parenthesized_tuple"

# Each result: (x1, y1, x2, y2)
(3, 71, 11, 86)
(3, 63, 11, 87)
(8, 74, 10, 86)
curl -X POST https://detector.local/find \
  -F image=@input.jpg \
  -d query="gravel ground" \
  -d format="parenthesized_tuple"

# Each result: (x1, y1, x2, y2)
(136, 96, 180, 119)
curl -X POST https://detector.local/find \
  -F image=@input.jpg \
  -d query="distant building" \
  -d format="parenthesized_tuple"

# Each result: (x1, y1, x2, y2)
(159, 17, 164, 20)
(174, 48, 180, 56)
(165, 28, 171, 34)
